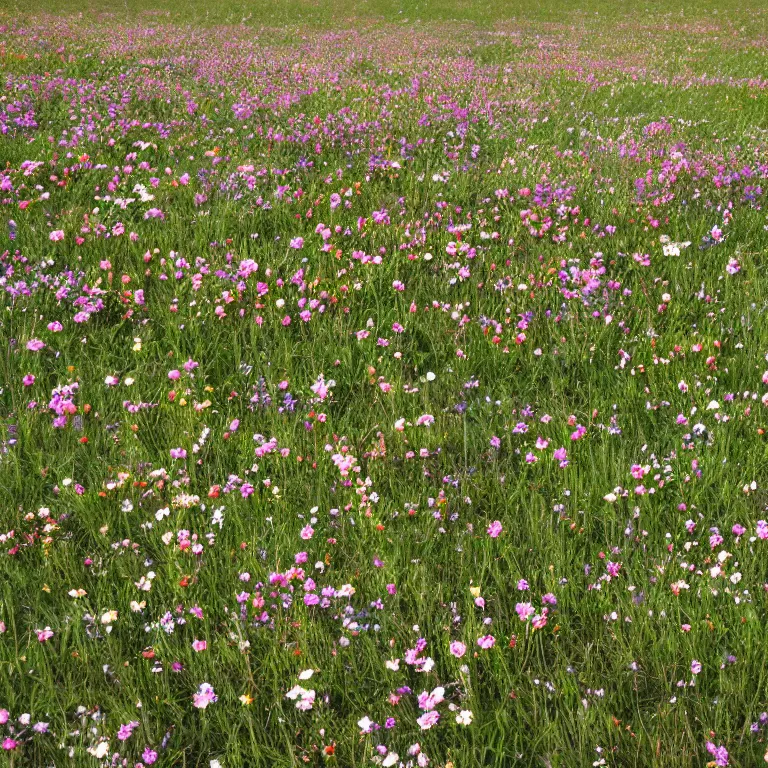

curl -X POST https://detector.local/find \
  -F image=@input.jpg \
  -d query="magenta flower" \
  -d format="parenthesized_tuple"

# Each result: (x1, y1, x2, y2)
(35, 627, 54, 642)
(487, 520, 502, 538)
(116, 720, 139, 741)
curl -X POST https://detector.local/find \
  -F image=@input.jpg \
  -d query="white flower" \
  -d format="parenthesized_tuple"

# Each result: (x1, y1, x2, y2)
(298, 669, 314, 680)
(87, 740, 110, 758)
(456, 710, 474, 725)
(382, 753, 400, 767)
(285, 685, 305, 700)
(357, 716, 374, 733)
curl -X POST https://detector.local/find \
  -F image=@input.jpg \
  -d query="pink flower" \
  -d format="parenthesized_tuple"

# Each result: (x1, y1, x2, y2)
(487, 520, 502, 538)
(49, 230, 65, 242)
(542, 593, 557, 605)
(2, 738, 17, 751)
(170, 448, 187, 460)
(416, 711, 440, 730)
(757, 520, 768, 540)
(26, 339, 45, 351)
(168, 369, 181, 380)
(515, 602, 535, 621)
(192, 682, 217, 709)
(22, 374, 35, 387)
(531, 612, 548, 630)
(449, 641, 466, 658)
(35, 627, 54, 642)
(192, 639, 207, 652)
(300, 525, 314, 540)
(690, 659, 702, 675)
(477, 634, 496, 649)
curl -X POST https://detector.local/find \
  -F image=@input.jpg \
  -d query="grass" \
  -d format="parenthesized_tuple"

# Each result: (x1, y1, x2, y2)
(1, 0, 768, 766)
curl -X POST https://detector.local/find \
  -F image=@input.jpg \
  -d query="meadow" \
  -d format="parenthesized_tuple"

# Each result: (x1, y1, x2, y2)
(2, 0, 768, 765)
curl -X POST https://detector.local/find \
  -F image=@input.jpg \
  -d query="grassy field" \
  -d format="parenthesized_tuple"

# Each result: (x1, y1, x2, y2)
(2, 1, 768, 766)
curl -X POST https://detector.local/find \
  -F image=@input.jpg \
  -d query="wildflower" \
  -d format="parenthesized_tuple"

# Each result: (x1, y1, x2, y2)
(691, 660, 702, 675)
(357, 716, 374, 734)
(705, 742, 728, 766)
(515, 602, 535, 621)
(456, 710, 473, 725)
(416, 711, 440, 730)
(193, 683, 218, 709)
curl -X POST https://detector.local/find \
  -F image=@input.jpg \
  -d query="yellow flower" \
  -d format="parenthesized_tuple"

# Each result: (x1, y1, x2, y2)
(239, 693, 254, 705)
